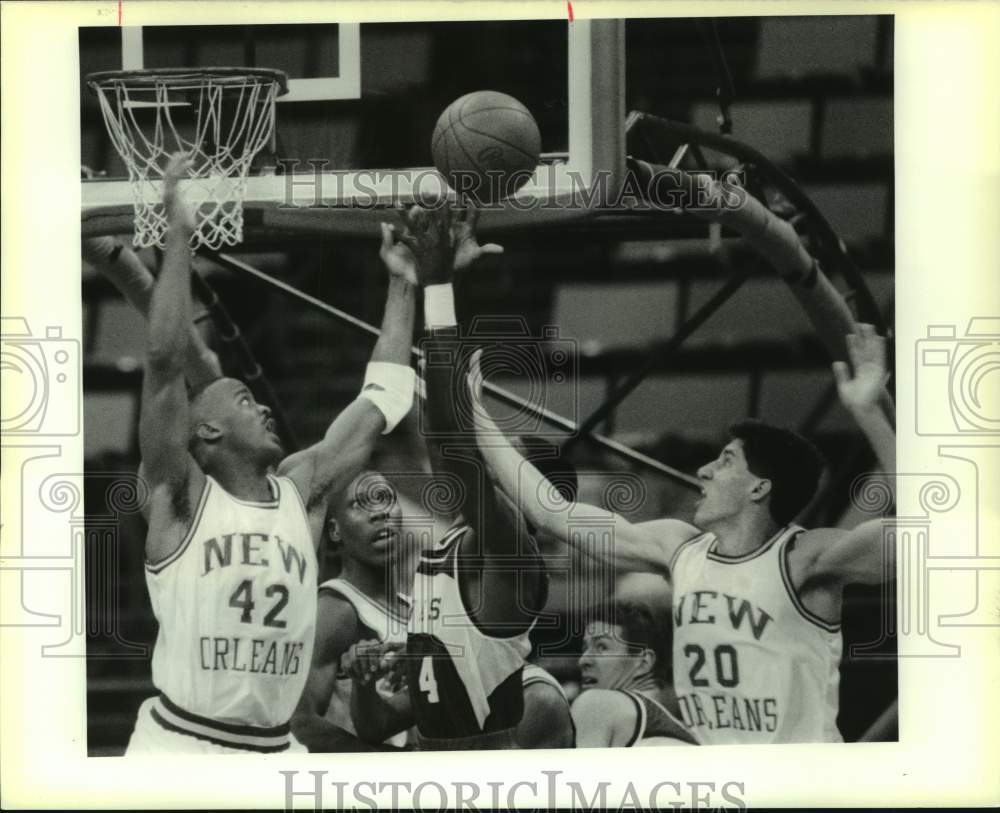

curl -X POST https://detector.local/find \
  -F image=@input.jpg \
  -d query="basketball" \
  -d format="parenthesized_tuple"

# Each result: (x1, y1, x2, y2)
(431, 91, 541, 204)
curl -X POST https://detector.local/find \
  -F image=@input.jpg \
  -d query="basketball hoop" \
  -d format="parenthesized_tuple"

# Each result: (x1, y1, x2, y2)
(86, 68, 288, 250)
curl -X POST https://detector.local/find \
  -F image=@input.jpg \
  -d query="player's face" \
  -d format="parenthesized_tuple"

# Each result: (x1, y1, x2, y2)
(578, 621, 645, 691)
(333, 472, 403, 567)
(199, 378, 283, 463)
(693, 440, 762, 527)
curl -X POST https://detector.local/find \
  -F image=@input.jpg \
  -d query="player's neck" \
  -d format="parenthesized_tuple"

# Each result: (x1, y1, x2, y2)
(652, 682, 682, 716)
(708, 510, 781, 558)
(209, 456, 273, 502)
(391, 551, 419, 599)
(340, 559, 393, 605)
(628, 673, 661, 694)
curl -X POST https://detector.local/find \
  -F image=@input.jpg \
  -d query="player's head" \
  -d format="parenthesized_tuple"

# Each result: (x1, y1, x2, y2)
(326, 470, 405, 569)
(578, 600, 672, 692)
(693, 419, 823, 529)
(187, 377, 283, 470)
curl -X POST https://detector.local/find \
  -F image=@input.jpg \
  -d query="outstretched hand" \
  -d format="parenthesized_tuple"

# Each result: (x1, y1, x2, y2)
(833, 323, 889, 414)
(162, 152, 195, 232)
(392, 204, 455, 286)
(452, 206, 503, 272)
(378, 222, 418, 284)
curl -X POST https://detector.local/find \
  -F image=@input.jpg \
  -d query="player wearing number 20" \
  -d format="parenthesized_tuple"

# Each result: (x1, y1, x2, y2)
(126, 154, 416, 753)
(470, 325, 896, 745)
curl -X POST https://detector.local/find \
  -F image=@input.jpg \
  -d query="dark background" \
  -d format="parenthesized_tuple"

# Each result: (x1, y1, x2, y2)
(80, 17, 896, 754)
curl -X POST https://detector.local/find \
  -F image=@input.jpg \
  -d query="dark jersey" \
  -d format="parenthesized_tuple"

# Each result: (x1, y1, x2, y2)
(623, 690, 698, 746)
(406, 524, 544, 747)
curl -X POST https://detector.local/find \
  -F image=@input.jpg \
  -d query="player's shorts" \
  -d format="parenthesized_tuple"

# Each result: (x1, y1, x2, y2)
(125, 696, 307, 755)
(416, 727, 519, 751)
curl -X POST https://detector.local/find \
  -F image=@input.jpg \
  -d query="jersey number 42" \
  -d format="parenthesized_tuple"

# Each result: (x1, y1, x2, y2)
(228, 579, 289, 628)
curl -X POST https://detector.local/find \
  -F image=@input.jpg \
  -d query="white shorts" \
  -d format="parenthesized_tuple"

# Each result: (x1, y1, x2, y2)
(126, 696, 306, 755)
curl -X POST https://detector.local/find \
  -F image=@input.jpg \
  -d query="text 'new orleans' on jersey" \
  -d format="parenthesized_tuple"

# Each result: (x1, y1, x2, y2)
(145, 473, 317, 729)
(669, 525, 843, 745)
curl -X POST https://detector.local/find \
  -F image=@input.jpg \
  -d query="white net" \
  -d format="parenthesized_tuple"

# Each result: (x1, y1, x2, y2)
(89, 69, 285, 250)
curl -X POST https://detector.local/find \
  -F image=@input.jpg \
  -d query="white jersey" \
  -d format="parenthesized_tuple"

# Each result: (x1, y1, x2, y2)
(669, 525, 843, 745)
(318, 578, 410, 747)
(143, 473, 316, 751)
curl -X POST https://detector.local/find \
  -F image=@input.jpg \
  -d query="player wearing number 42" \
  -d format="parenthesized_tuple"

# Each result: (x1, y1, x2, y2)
(125, 154, 419, 754)
(470, 325, 896, 745)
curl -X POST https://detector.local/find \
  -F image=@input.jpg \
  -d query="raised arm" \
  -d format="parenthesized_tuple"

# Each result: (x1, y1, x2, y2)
(138, 154, 207, 564)
(804, 324, 896, 586)
(410, 206, 500, 539)
(407, 204, 550, 628)
(833, 323, 896, 484)
(280, 222, 417, 544)
(467, 350, 697, 577)
(83, 236, 221, 388)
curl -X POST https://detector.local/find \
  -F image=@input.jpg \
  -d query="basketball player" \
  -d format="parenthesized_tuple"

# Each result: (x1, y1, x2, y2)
(125, 153, 417, 754)
(573, 601, 696, 747)
(351, 204, 548, 750)
(468, 324, 895, 744)
(290, 469, 419, 752)
(319, 414, 575, 751)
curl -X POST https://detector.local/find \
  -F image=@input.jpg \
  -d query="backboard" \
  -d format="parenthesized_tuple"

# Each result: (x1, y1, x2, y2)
(80, 19, 626, 240)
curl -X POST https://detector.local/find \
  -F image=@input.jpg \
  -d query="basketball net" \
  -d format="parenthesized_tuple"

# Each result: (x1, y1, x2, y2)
(89, 69, 286, 250)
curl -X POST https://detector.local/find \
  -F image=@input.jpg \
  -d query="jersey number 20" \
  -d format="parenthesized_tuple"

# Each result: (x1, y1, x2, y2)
(228, 579, 289, 628)
(684, 643, 740, 688)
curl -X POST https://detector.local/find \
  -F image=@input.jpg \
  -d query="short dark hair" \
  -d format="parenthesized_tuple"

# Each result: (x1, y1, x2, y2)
(595, 599, 673, 682)
(518, 435, 578, 502)
(727, 419, 824, 525)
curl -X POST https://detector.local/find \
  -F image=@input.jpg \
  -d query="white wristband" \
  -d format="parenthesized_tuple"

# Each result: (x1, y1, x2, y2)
(424, 284, 457, 329)
(360, 362, 415, 434)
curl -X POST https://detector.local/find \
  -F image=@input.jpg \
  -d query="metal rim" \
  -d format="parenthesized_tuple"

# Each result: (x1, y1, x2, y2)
(85, 67, 289, 96)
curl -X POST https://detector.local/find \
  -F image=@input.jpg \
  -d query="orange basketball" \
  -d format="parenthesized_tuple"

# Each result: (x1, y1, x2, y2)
(432, 91, 541, 205)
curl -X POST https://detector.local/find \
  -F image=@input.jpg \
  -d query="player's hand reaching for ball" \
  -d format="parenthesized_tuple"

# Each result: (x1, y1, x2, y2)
(162, 152, 195, 233)
(452, 205, 503, 272)
(833, 323, 889, 415)
(393, 204, 455, 287)
(379, 222, 418, 284)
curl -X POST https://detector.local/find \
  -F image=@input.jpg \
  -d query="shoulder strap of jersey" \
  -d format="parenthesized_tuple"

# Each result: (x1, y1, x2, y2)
(275, 474, 312, 532)
(522, 664, 566, 698)
(422, 521, 469, 560)
(639, 693, 699, 745)
(145, 475, 213, 575)
(669, 530, 711, 574)
(318, 578, 409, 639)
(621, 690, 648, 747)
(777, 525, 842, 633)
